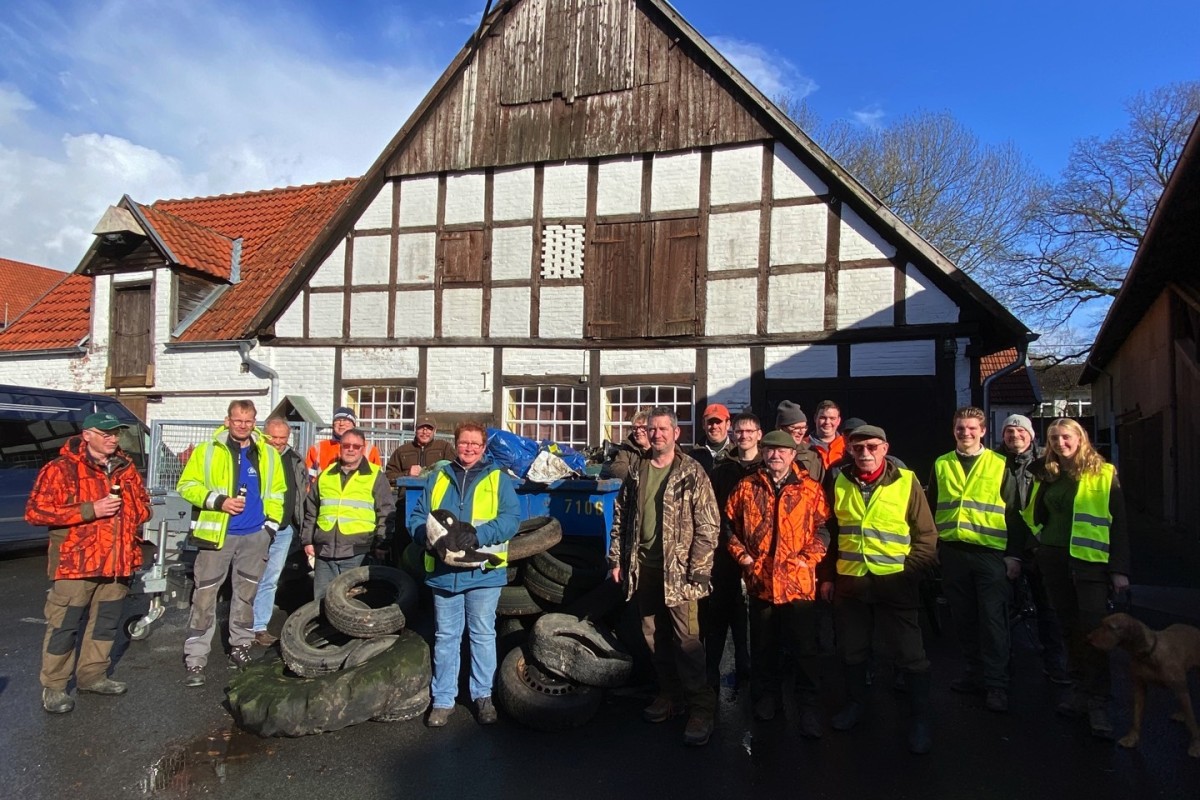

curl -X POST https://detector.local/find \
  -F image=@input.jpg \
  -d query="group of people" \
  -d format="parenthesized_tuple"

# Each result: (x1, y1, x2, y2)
(28, 396, 1127, 756)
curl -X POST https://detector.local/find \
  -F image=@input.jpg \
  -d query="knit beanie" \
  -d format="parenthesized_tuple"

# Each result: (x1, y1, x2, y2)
(1001, 414, 1035, 440)
(775, 400, 807, 428)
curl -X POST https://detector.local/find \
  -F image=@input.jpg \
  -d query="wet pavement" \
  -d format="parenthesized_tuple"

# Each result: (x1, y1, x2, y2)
(3, 543, 1199, 800)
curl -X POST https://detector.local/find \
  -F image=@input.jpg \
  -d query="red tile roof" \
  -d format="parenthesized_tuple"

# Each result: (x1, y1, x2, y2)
(0, 257, 67, 327)
(136, 203, 234, 281)
(0, 274, 92, 350)
(980, 348, 1039, 406)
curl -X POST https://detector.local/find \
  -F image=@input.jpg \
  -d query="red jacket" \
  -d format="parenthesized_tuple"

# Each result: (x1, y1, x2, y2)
(26, 438, 151, 580)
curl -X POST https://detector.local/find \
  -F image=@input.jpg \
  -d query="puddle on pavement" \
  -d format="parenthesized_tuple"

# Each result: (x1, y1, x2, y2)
(140, 724, 274, 795)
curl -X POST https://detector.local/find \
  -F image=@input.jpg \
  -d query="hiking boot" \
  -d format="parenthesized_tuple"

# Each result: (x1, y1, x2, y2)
(253, 630, 278, 647)
(42, 688, 74, 714)
(1088, 706, 1114, 739)
(950, 676, 984, 695)
(184, 666, 205, 687)
(426, 706, 454, 728)
(753, 694, 777, 721)
(642, 696, 683, 723)
(475, 696, 498, 725)
(229, 646, 253, 667)
(985, 688, 1009, 713)
(798, 707, 824, 739)
(78, 677, 127, 695)
(683, 714, 714, 746)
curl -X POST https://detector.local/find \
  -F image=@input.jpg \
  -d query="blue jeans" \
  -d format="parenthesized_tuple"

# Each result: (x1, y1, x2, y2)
(252, 526, 293, 632)
(431, 585, 502, 708)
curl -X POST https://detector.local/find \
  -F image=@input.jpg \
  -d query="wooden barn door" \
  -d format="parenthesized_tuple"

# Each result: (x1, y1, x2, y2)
(109, 285, 153, 388)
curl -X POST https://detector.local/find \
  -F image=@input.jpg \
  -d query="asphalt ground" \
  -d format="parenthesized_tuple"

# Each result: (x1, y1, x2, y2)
(2, 537, 1199, 800)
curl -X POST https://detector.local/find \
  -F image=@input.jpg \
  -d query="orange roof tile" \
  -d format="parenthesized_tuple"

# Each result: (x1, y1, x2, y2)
(0, 257, 68, 327)
(136, 203, 234, 281)
(0, 274, 92, 351)
(980, 348, 1039, 406)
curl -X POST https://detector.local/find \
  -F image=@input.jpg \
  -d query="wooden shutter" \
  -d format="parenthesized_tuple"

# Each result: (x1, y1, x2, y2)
(585, 222, 645, 339)
(109, 285, 153, 387)
(648, 218, 700, 337)
(439, 230, 485, 283)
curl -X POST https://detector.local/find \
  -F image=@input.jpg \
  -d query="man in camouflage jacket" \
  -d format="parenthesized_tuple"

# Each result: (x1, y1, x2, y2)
(607, 407, 720, 746)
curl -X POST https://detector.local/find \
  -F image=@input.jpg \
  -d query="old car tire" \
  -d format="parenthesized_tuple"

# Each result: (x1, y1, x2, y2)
(228, 630, 431, 736)
(342, 635, 401, 669)
(507, 516, 563, 562)
(527, 613, 633, 688)
(529, 538, 608, 587)
(495, 645, 603, 732)
(279, 600, 362, 678)
(324, 565, 417, 638)
(497, 584, 549, 617)
(372, 686, 430, 723)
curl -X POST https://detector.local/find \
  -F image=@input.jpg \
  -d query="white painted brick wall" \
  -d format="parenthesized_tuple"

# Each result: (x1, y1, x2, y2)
(707, 210, 760, 271)
(596, 156, 642, 216)
(310, 241, 346, 287)
(153, 269, 170, 345)
(705, 278, 757, 336)
(706, 347, 752, 410)
(851, 340, 935, 377)
(442, 288, 483, 337)
(767, 272, 825, 333)
(396, 233, 436, 283)
(275, 296, 304, 337)
(503, 348, 587, 376)
(773, 144, 827, 198)
(356, 184, 393, 230)
(493, 166, 534, 221)
(393, 290, 434, 338)
(444, 171, 486, 225)
(650, 151, 700, 212)
(269, 346, 336, 411)
(770, 204, 826, 265)
(955, 337, 972, 406)
(398, 176, 438, 228)
(489, 287, 531, 337)
(601, 349, 695, 374)
(149, 395, 251, 424)
(349, 291, 388, 337)
(155, 348, 259, 393)
(837, 267, 895, 329)
(542, 162, 588, 218)
(308, 293, 344, 338)
(904, 264, 959, 324)
(341, 346, 419, 380)
(710, 143, 763, 205)
(0, 354, 103, 391)
(93, 275, 112, 349)
(538, 285, 583, 338)
(113, 270, 154, 284)
(491, 226, 533, 281)
(840, 207, 897, 261)
(765, 344, 838, 378)
(424, 347, 493, 413)
(351, 235, 391, 285)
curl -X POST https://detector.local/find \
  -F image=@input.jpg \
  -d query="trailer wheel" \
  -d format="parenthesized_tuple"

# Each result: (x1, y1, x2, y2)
(507, 516, 563, 562)
(324, 565, 416, 639)
(527, 613, 633, 688)
(495, 645, 603, 731)
(279, 600, 362, 678)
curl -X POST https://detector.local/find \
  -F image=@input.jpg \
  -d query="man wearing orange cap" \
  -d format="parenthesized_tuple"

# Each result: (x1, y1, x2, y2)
(690, 403, 733, 475)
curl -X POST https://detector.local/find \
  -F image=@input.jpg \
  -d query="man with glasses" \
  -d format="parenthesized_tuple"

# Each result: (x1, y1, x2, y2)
(250, 418, 308, 646)
(602, 409, 651, 481)
(306, 406, 381, 481)
(824, 425, 938, 753)
(178, 400, 286, 687)
(302, 428, 395, 600)
(27, 412, 152, 713)
(775, 400, 825, 481)
(689, 403, 733, 475)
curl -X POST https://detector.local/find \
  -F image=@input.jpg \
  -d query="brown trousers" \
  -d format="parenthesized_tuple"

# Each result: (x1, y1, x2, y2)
(41, 578, 129, 690)
(635, 566, 716, 717)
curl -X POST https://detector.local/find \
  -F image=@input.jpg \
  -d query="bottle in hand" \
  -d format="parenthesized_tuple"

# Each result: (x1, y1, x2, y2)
(108, 484, 122, 501)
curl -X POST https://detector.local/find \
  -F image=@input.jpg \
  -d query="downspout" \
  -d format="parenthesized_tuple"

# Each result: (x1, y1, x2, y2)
(982, 334, 1036, 446)
(238, 341, 279, 411)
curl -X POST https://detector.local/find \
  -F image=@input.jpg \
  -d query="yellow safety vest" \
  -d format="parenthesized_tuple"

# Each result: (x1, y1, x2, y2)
(933, 450, 1008, 550)
(317, 462, 380, 535)
(833, 469, 915, 576)
(425, 468, 507, 572)
(176, 429, 284, 550)
(1021, 463, 1114, 564)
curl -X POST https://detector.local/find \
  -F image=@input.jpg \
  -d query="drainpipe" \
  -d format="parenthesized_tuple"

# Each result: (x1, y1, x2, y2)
(238, 341, 279, 411)
(982, 334, 1036, 446)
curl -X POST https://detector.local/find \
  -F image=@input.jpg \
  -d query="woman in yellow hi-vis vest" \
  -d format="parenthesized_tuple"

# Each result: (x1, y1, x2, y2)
(1021, 417, 1129, 740)
(408, 421, 519, 728)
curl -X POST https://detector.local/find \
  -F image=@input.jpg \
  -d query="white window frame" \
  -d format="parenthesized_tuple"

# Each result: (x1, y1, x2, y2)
(604, 384, 695, 445)
(505, 384, 589, 448)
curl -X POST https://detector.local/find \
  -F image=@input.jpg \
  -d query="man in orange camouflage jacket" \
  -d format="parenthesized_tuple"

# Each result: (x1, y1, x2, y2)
(725, 429, 830, 736)
(26, 412, 151, 715)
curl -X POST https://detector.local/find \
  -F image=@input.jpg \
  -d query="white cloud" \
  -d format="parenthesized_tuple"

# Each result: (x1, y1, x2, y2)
(852, 105, 887, 129)
(709, 36, 818, 102)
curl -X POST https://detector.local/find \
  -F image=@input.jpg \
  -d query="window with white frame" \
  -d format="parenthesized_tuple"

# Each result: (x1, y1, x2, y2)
(605, 384, 694, 445)
(343, 385, 416, 431)
(506, 385, 589, 447)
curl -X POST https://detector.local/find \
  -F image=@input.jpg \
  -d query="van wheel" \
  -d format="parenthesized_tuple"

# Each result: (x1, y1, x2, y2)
(495, 646, 603, 732)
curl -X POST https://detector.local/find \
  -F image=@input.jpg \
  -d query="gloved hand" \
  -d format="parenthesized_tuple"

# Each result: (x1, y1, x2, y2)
(688, 570, 712, 593)
(445, 522, 479, 553)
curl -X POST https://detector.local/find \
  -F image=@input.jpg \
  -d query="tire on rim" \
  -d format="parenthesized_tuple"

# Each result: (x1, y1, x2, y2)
(324, 565, 417, 639)
(507, 517, 563, 562)
(527, 613, 633, 688)
(279, 600, 362, 677)
(495, 645, 603, 731)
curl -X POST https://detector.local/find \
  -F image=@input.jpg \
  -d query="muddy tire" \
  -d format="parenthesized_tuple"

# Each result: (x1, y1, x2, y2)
(228, 630, 431, 736)
(507, 516, 563, 562)
(529, 538, 608, 587)
(498, 584, 550, 617)
(279, 600, 361, 678)
(495, 645, 603, 732)
(324, 565, 416, 639)
(527, 613, 633, 688)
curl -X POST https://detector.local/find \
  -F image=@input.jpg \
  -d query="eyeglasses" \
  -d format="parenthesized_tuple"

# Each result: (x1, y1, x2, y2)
(849, 442, 884, 454)
(733, 429, 759, 436)
(457, 441, 485, 449)
(783, 423, 807, 433)
(228, 418, 256, 427)
(340, 443, 364, 450)
(87, 429, 119, 439)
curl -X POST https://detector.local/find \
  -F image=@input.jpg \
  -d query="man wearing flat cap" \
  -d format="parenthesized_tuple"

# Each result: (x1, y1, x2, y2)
(26, 412, 151, 714)
(821, 424, 938, 754)
(306, 405, 381, 481)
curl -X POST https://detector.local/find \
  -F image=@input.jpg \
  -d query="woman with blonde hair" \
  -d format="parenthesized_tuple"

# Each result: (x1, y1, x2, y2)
(602, 408, 652, 481)
(1021, 417, 1129, 739)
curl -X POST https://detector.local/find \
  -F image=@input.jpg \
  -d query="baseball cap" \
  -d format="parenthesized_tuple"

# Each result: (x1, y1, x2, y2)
(847, 424, 888, 442)
(83, 412, 130, 432)
(416, 417, 436, 430)
(332, 406, 356, 423)
(703, 403, 730, 422)
(759, 430, 799, 450)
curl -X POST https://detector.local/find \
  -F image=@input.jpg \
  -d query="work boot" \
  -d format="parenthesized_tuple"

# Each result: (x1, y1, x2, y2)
(752, 693, 777, 721)
(184, 666, 205, 687)
(985, 687, 1009, 713)
(475, 696, 498, 725)
(642, 695, 683, 723)
(229, 646, 253, 667)
(426, 706, 454, 727)
(253, 630, 278, 647)
(42, 688, 74, 714)
(78, 677, 128, 695)
(906, 670, 933, 755)
(683, 713, 714, 746)
(832, 662, 869, 731)
(1088, 704, 1114, 740)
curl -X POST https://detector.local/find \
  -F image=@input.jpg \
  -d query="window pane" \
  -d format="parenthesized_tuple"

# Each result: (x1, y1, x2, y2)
(604, 384, 694, 445)
(341, 386, 417, 457)
(504, 384, 588, 448)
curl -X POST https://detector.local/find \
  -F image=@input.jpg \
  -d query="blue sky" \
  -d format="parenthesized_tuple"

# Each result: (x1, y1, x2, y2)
(1, 0, 1196, 283)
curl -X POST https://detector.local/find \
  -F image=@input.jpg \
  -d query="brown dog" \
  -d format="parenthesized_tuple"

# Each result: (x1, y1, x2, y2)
(1088, 612, 1200, 758)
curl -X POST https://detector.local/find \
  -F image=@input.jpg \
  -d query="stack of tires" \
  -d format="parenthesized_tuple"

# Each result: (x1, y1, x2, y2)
(227, 565, 428, 736)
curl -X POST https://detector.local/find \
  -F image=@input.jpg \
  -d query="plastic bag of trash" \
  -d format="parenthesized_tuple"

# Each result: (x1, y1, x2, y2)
(525, 449, 576, 483)
(485, 428, 540, 477)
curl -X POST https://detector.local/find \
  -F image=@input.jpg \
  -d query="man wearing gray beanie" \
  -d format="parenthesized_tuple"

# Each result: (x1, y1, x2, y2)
(775, 401, 824, 481)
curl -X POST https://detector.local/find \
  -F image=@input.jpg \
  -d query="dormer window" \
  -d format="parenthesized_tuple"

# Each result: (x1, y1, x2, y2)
(174, 272, 215, 330)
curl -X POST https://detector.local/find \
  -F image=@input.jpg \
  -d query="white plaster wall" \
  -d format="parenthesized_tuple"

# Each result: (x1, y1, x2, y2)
(542, 162, 588, 218)
(850, 340, 936, 377)
(493, 166, 535, 221)
(274, 297, 304, 338)
(504, 348, 587, 376)
(710, 143, 763, 206)
(707, 210, 760, 271)
(424, 347, 493, 413)
(904, 264, 959, 325)
(394, 290, 435, 338)
(837, 268, 896, 329)
(148, 394, 258, 424)
(270, 346, 336, 411)
(340, 346, 419, 380)
(841, 207, 897, 261)
(398, 176, 438, 228)
(770, 204, 826, 265)
(705, 278, 757, 336)
(308, 293, 344, 338)
(352, 235, 391, 285)
(764, 344, 838, 379)
(349, 291, 388, 338)
(706, 346, 752, 411)
(92, 275, 112, 349)
(442, 288, 483, 337)
(356, 184, 393, 230)
(489, 287, 531, 338)
(596, 156, 642, 216)
(396, 233, 436, 284)
(491, 227, 533, 282)
(650, 151, 700, 212)
(155, 348, 258, 394)
(601, 349, 695, 374)
(773, 144, 827, 199)
(444, 171, 486, 225)
(310, 241, 346, 288)
(0, 354, 104, 392)
(538, 286, 583, 338)
(767, 272, 825, 333)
